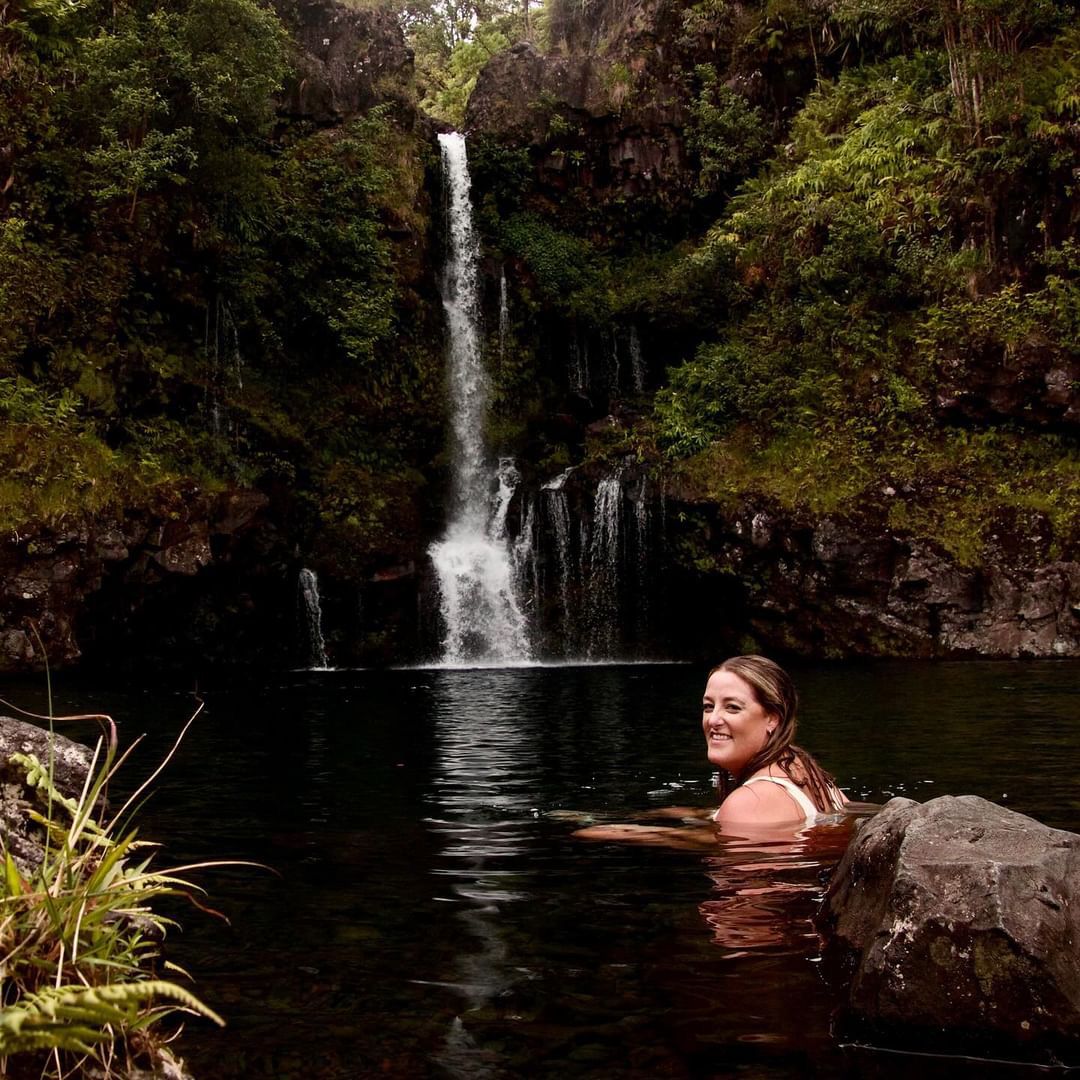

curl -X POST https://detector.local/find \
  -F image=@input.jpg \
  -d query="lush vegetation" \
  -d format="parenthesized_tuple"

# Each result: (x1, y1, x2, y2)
(652, 2, 1080, 562)
(0, 710, 230, 1078)
(0, 0, 440, 565)
(460, 0, 1080, 567)
(5, 0, 1080, 653)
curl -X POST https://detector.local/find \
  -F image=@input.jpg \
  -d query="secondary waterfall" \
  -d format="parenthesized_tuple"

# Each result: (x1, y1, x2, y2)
(498, 267, 509, 361)
(585, 469, 624, 658)
(542, 468, 575, 654)
(297, 568, 330, 669)
(429, 133, 531, 664)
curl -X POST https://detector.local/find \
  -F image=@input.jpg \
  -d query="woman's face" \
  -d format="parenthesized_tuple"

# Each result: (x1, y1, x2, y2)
(701, 669, 776, 776)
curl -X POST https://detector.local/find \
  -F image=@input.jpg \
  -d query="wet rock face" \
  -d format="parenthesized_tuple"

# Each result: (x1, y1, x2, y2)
(0, 717, 95, 877)
(668, 499, 1080, 658)
(0, 488, 268, 672)
(467, 39, 691, 207)
(274, 0, 415, 123)
(818, 796, 1080, 1063)
(936, 337, 1080, 430)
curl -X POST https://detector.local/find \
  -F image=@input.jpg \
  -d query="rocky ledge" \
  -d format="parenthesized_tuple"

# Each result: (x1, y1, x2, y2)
(668, 497, 1080, 658)
(0, 487, 268, 671)
(274, 0, 416, 124)
(818, 795, 1080, 1064)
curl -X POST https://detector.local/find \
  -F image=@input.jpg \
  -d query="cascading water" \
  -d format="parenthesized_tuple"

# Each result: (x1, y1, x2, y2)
(297, 568, 330, 669)
(568, 331, 589, 393)
(429, 134, 531, 664)
(511, 493, 540, 621)
(585, 468, 625, 658)
(606, 331, 621, 396)
(633, 474, 650, 637)
(628, 326, 646, 392)
(542, 468, 575, 654)
(498, 267, 509, 362)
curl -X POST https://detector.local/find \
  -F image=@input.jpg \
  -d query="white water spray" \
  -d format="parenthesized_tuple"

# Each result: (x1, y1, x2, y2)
(429, 134, 530, 664)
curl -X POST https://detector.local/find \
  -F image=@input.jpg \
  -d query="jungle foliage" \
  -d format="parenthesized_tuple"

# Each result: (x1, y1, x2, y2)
(0, 709, 233, 1078)
(465, 0, 1080, 564)
(651, 2, 1080, 560)
(0, 0, 439, 560)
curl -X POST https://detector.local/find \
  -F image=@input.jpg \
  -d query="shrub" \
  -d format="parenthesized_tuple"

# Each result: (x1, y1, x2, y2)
(0, 705, 243, 1079)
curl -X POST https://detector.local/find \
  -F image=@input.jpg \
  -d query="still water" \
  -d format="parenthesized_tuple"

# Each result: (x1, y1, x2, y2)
(6, 661, 1080, 1078)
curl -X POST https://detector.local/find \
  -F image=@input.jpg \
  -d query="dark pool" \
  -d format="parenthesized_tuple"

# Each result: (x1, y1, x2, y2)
(5, 660, 1079, 1078)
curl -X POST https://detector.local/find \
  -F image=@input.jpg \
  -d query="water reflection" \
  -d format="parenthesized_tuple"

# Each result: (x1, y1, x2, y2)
(699, 824, 855, 957)
(423, 670, 541, 1073)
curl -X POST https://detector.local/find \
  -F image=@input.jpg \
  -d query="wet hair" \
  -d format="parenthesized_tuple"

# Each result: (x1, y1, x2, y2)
(709, 655, 841, 813)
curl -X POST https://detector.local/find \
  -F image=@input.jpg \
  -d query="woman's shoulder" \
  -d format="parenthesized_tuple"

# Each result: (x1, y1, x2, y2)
(714, 776, 807, 825)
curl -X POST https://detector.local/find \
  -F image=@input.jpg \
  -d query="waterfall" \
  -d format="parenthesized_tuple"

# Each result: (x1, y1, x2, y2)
(498, 267, 509, 361)
(629, 326, 646, 392)
(542, 467, 575, 655)
(634, 474, 650, 638)
(429, 134, 531, 665)
(607, 331, 621, 395)
(511, 492, 540, 623)
(585, 468, 624, 658)
(297, 568, 330, 669)
(203, 296, 245, 438)
(568, 330, 589, 393)
(490, 457, 519, 542)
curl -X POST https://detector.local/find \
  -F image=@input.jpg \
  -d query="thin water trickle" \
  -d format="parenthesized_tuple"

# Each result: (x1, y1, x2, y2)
(634, 473, 650, 637)
(429, 134, 530, 665)
(629, 325, 646, 392)
(498, 266, 509, 362)
(297, 567, 330, 669)
(542, 468, 576, 655)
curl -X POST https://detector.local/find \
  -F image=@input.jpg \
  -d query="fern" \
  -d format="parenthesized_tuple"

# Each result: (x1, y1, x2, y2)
(0, 705, 247, 1078)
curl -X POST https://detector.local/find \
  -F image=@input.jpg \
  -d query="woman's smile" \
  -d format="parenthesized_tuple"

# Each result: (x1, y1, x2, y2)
(702, 669, 776, 776)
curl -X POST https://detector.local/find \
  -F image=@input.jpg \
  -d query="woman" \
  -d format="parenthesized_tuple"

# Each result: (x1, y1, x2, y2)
(574, 655, 847, 843)
(704, 655, 846, 826)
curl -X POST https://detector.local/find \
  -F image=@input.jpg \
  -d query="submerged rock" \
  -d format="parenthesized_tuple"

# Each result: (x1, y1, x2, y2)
(818, 795, 1080, 1063)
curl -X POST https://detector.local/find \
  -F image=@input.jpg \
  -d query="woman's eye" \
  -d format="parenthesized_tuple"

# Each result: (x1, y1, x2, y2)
(726, 704, 741, 713)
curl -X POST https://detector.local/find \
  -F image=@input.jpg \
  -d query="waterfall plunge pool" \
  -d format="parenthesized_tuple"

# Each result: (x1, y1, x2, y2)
(8, 660, 1080, 1079)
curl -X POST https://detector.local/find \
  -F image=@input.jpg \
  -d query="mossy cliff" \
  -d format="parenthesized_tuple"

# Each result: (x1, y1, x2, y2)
(459, 0, 1080, 659)
(3, 0, 1080, 668)
(0, 0, 444, 671)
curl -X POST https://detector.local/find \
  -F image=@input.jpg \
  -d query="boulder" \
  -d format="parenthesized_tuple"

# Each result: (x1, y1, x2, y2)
(0, 716, 96, 877)
(818, 795, 1080, 1063)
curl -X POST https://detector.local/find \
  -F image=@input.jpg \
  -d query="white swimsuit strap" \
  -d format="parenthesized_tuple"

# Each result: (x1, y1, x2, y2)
(743, 775, 819, 821)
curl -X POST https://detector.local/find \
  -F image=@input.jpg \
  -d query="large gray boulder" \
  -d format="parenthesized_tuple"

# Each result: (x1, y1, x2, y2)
(0, 716, 97, 876)
(818, 795, 1080, 1063)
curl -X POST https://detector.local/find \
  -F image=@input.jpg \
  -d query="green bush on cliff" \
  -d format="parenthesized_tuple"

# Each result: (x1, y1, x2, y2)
(0, 0, 439, 558)
(501, 212, 603, 309)
(651, 7, 1080, 563)
(686, 65, 772, 196)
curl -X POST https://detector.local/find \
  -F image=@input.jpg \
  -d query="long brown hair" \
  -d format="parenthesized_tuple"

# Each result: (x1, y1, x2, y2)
(710, 655, 841, 813)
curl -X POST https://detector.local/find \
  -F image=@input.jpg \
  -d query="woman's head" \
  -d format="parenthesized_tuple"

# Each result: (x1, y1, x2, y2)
(702, 655, 798, 780)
